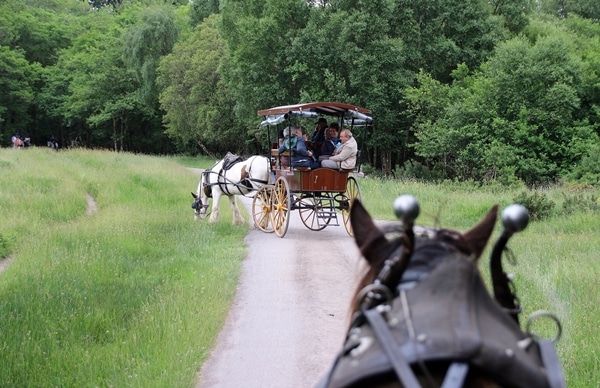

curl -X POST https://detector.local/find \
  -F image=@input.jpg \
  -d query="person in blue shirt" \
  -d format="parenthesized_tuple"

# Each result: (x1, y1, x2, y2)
(278, 127, 320, 169)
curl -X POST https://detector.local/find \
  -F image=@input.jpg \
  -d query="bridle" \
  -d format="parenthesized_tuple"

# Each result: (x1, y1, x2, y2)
(319, 196, 566, 388)
(191, 194, 209, 218)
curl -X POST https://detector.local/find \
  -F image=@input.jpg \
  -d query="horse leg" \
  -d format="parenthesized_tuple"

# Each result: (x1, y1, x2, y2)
(209, 191, 221, 223)
(230, 196, 245, 225)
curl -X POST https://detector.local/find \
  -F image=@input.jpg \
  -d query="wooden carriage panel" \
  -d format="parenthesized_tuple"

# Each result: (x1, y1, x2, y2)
(275, 169, 303, 191)
(303, 168, 348, 192)
(274, 168, 350, 192)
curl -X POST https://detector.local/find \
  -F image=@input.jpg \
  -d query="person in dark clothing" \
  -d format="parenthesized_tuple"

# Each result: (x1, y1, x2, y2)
(311, 118, 328, 144)
(319, 123, 340, 161)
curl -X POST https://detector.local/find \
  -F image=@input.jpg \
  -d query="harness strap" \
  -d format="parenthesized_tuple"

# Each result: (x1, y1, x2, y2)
(539, 339, 566, 388)
(249, 177, 269, 185)
(364, 308, 420, 388)
(490, 233, 521, 324)
(215, 156, 268, 196)
(440, 362, 469, 388)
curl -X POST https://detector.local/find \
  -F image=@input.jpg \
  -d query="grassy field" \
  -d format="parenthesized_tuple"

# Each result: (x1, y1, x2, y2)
(0, 148, 244, 386)
(0, 148, 597, 386)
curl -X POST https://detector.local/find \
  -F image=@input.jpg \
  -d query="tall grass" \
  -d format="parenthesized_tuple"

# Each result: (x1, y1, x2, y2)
(0, 150, 596, 386)
(0, 148, 247, 386)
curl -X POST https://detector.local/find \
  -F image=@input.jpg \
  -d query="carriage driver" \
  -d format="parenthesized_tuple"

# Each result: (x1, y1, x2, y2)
(320, 129, 357, 170)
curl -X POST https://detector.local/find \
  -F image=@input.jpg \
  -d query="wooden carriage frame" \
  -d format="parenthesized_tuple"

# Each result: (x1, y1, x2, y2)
(252, 102, 373, 238)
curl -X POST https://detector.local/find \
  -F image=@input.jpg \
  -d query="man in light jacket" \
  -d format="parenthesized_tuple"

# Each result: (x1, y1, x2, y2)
(321, 129, 357, 170)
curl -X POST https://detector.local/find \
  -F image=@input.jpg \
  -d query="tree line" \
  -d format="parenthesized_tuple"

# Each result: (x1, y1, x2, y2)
(1, 0, 598, 184)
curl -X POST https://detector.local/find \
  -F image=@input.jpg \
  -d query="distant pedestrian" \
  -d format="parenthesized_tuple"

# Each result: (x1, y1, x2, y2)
(48, 135, 59, 150)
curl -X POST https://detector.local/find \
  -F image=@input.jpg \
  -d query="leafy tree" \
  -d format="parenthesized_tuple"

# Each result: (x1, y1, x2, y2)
(220, 0, 310, 123)
(488, 0, 531, 35)
(0, 46, 39, 142)
(0, 0, 88, 145)
(85, 0, 123, 10)
(122, 5, 179, 107)
(47, 15, 134, 149)
(190, 0, 220, 26)
(538, 0, 600, 20)
(406, 24, 593, 185)
(388, 0, 507, 83)
(158, 14, 246, 155)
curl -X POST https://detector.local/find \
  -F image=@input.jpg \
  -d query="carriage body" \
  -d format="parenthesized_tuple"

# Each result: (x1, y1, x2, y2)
(253, 102, 372, 237)
(273, 167, 350, 192)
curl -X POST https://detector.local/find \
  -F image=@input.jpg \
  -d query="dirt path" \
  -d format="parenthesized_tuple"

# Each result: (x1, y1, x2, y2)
(195, 195, 364, 388)
(0, 193, 98, 276)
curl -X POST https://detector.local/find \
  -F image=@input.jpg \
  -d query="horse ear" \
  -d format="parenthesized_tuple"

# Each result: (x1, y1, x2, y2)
(191, 192, 198, 199)
(462, 205, 498, 260)
(351, 200, 390, 265)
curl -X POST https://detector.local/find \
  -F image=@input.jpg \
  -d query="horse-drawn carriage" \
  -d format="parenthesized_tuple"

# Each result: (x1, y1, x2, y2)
(252, 102, 373, 238)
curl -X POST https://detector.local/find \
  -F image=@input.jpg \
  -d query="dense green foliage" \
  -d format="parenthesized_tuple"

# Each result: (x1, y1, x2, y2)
(1, 0, 599, 184)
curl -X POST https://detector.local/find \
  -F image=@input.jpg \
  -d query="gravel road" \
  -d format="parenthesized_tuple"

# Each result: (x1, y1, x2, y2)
(195, 195, 364, 388)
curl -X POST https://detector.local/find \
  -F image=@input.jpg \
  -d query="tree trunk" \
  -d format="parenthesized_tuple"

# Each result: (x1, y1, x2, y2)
(120, 119, 124, 152)
(381, 150, 392, 176)
(113, 117, 117, 151)
(197, 139, 217, 159)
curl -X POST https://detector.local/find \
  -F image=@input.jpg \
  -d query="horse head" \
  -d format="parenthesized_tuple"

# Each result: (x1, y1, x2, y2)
(319, 196, 565, 388)
(191, 170, 211, 220)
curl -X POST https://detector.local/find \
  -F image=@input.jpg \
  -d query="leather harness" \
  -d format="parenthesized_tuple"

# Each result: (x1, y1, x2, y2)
(203, 154, 269, 198)
(319, 240, 565, 388)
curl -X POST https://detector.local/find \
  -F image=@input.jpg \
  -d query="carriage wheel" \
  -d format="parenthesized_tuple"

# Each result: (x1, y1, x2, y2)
(252, 185, 274, 233)
(270, 177, 291, 238)
(299, 193, 332, 231)
(341, 176, 362, 236)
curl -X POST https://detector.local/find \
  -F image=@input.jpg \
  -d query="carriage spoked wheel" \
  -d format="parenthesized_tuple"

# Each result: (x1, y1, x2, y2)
(340, 176, 362, 236)
(298, 193, 332, 231)
(251, 185, 274, 233)
(270, 177, 291, 238)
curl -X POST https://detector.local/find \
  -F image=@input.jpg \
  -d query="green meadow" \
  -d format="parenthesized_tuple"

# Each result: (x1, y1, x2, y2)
(0, 148, 597, 386)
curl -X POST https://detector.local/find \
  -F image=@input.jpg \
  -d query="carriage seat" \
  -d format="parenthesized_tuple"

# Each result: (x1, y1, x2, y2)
(271, 149, 291, 169)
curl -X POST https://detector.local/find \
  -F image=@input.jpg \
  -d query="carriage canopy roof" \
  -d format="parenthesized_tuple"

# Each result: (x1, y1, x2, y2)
(258, 101, 372, 127)
(257, 101, 371, 116)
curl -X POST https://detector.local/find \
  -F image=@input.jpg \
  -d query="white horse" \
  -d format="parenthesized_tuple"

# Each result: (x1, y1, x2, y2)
(191, 154, 271, 224)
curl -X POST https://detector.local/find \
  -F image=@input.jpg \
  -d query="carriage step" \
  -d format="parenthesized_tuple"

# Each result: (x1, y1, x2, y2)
(315, 196, 339, 227)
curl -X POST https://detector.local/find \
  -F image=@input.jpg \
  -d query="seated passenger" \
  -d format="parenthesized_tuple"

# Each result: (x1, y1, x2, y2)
(320, 129, 357, 170)
(319, 123, 340, 161)
(278, 127, 320, 169)
(311, 118, 328, 144)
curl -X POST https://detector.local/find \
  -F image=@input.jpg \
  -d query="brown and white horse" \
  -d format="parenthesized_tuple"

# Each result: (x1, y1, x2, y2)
(191, 154, 271, 224)
(318, 196, 565, 388)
